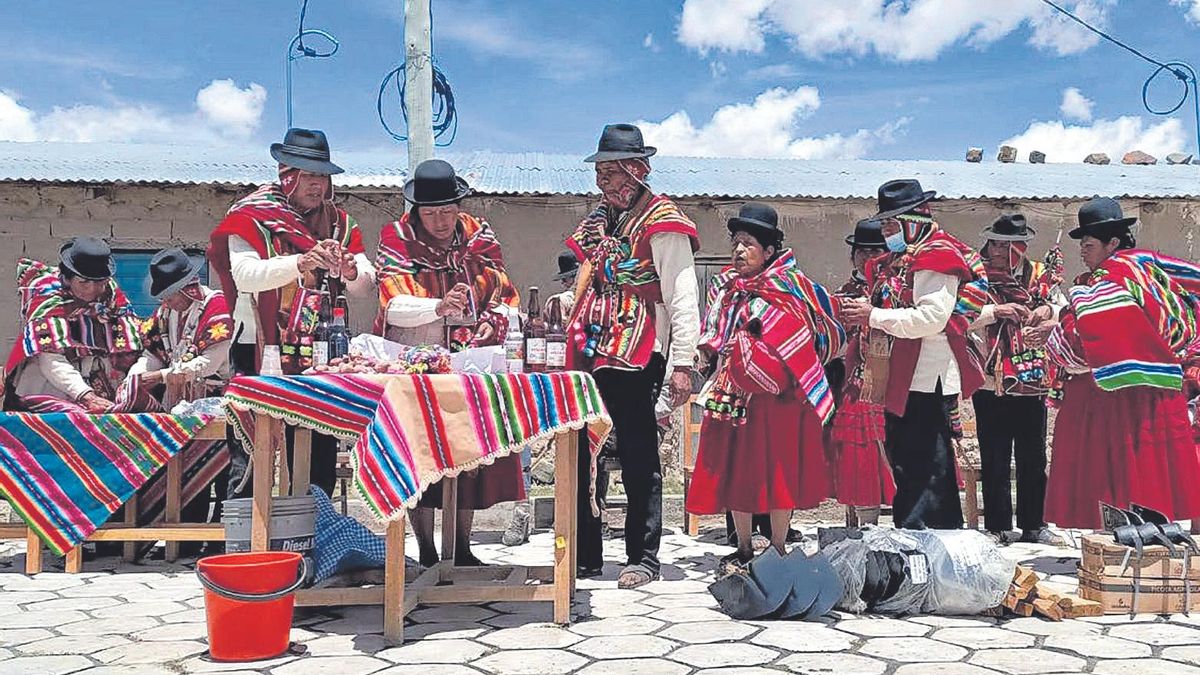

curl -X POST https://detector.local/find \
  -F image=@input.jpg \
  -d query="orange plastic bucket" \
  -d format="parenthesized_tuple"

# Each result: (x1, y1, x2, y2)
(196, 551, 307, 662)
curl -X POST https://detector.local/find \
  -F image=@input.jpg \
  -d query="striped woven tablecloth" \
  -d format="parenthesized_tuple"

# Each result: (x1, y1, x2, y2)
(222, 372, 612, 520)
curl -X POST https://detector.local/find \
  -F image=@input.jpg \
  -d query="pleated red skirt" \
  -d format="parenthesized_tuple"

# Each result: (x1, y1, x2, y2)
(831, 400, 896, 507)
(1045, 376, 1200, 529)
(686, 390, 829, 514)
(417, 453, 525, 510)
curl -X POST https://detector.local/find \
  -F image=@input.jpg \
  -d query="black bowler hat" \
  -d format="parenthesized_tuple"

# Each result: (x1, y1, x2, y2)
(553, 250, 580, 282)
(59, 237, 113, 281)
(727, 202, 784, 246)
(874, 179, 937, 219)
(149, 248, 203, 299)
(845, 217, 887, 249)
(270, 128, 344, 175)
(1069, 197, 1138, 240)
(583, 123, 657, 163)
(982, 214, 1037, 242)
(403, 159, 472, 206)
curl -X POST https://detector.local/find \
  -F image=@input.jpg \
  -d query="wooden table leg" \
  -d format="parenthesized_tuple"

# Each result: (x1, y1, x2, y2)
(25, 528, 41, 575)
(384, 517, 406, 644)
(122, 494, 139, 562)
(251, 415, 276, 551)
(64, 545, 82, 573)
(553, 431, 578, 624)
(292, 428, 312, 497)
(165, 455, 182, 561)
(440, 478, 458, 562)
(566, 433, 579, 597)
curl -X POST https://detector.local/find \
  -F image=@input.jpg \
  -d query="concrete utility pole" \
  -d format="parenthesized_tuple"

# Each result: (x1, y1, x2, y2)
(404, 0, 435, 174)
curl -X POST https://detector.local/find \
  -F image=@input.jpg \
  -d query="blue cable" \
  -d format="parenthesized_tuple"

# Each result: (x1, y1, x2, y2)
(1039, 0, 1199, 158)
(377, 0, 457, 146)
(286, 0, 340, 129)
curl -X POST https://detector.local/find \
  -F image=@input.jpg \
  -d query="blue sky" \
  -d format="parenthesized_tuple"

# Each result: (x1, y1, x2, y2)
(1, 0, 1199, 162)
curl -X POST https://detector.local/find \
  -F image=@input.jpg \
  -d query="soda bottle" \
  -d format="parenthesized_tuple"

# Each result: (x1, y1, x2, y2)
(545, 298, 567, 372)
(329, 306, 350, 361)
(524, 286, 546, 372)
(504, 316, 525, 373)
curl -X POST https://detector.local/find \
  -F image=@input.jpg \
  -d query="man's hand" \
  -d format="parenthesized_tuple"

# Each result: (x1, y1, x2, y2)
(298, 245, 339, 274)
(667, 368, 692, 408)
(1021, 322, 1055, 348)
(436, 283, 472, 318)
(839, 298, 874, 327)
(338, 249, 358, 281)
(994, 303, 1031, 323)
(81, 391, 113, 414)
(1026, 304, 1054, 325)
(472, 321, 496, 345)
(139, 370, 164, 387)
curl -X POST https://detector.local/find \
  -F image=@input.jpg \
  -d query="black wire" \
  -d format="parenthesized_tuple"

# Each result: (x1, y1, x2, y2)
(377, 0, 457, 146)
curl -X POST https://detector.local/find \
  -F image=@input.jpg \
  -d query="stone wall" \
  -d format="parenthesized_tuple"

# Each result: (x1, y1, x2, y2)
(1, 180, 1197, 354)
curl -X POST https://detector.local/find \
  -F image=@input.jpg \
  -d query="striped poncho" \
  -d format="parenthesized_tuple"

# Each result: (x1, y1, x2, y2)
(699, 250, 845, 424)
(1046, 249, 1200, 392)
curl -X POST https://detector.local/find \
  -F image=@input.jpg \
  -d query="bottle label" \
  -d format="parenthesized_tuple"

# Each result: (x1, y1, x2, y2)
(505, 338, 524, 361)
(506, 359, 525, 374)
(313, 341, 329, 366)
(526, 338, 547, 365)
(546, 341, 567, 368)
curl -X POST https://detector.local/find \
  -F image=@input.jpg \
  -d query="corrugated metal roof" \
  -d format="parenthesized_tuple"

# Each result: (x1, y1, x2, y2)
(0, 140, 1197, 199)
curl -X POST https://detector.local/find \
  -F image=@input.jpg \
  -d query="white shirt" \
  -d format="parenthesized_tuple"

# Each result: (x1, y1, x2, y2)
(384, 295, 519, 345)
(12, 353, 98, 402)
(868, 269, 960, 395)
(970, 283, 1067, 394)
(649, 232, 700, 370)
(228, 235, 377, 344)
(125, 287, 233, 384)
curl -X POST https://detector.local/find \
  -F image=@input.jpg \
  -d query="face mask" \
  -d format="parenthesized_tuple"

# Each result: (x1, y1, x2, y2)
(885, 231, 907, 253)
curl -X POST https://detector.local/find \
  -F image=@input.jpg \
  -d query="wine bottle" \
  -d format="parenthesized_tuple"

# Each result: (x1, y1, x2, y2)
(524, 286, 546, 373)
(545, 298, 567, 372)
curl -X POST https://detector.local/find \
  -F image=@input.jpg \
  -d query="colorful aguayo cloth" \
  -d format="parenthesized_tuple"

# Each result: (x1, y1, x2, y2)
(0, 412, 210, 554)
(222, 372, 612, 520)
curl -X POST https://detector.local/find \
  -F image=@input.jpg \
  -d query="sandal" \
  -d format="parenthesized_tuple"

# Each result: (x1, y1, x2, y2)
(617, 566, 656, 590)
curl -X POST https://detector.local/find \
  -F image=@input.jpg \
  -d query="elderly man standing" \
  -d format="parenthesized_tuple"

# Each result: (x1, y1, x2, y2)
(209, 128, 376, 498)
(567, 123, 700, 589)
(840, 180, 988, 530)
(969, 215, 1065, 545)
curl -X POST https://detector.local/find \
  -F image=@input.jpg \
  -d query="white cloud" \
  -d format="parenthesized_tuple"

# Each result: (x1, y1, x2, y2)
(1000, 116, 1187, 163)
(676, 0, 1110, 61)
(1172, 0, 1200, 23)
(1059, 87, 1094, 122)
(746, 62, 804, 81)
(195, 79, 267, 138)
(643, 32, 661, 52)
(636, 85, 906, 159)
(0, 79, 267, 144)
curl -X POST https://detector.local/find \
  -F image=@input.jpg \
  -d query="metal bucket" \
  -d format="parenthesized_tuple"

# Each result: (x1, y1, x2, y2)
(221, 495, 315, 557)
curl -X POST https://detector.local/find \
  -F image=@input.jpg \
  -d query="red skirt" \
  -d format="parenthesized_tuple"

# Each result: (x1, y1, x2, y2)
(417, 453, 525, 510)
(1045, 377, 1200, 529)
(831, 400, 896, 507)
(686, 390, 828, 514)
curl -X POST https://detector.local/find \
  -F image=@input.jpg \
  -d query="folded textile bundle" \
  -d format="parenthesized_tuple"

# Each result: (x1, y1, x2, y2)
(707, 548, 843, 621)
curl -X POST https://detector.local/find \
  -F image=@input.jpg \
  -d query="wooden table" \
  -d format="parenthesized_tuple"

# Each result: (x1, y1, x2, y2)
(249, 416, 581, 644)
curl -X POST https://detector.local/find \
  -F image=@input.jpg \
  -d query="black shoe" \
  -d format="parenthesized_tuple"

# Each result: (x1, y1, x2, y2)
(454, 551, 485, 567)
(577, 564, 603, 578)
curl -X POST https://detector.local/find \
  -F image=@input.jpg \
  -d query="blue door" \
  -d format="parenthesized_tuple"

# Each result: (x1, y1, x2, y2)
(111, 250, 209, 319)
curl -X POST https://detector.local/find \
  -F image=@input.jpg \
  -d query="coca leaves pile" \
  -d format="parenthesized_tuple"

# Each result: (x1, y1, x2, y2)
(307, 345, 452, 375)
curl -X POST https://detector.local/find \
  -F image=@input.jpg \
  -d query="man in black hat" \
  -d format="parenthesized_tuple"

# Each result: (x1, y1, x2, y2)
(968, 215, 1065, 546)
(7, 237, 145, 413)
(840, 179, 988, 530)
(568, 123, 701, 588)
(208, 128, 376, 499)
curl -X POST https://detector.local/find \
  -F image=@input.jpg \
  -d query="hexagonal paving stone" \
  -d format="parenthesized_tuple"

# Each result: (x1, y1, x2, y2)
(178, 653, 298, 673)
(908, 615, 998, 628)
(649, 607, 731, 624)
(1165, 646, 1200, 666)
(471, 648, 588, 675)
(300, 633, 390, 656)
(585, 602, 657, 619)
(131, 622, 209, 642)
(375, 667, 490, 675)
(835, 618, 930, 637)
(70, 667, 183, 675)
(272, 656, 391, 675)
(94, 601, 189, 619)
(481, 613, 551, 630)
(0, 655, 93, 675)
(1001, 616, 1102, 636)
(1079, 613, 1159, 625)
(969, 648, 1087, 674)
(57, 582, 148, 598)
(658, 620, 754, 644)
(0, 591, 57, 606)
(750, 624, 856, 652)
(931, 627, 1036, 649)
(642, 593, 717, 609)
(669, 643, 779, 669)
(159, 608, 207, 624)
(400, 621, 489, 641)
(375, 638, 489, 664)
(0, 610, 87, 629)
(1045, 634, 1152, 659)
(638, 580, 713, 595)
(22, 634, 130, 656)
(571, 635, 678, 659)
(22, 596, 122, 613)
(477, 624, 583, 649)
(0, 650, 10, 662)
(57, 616, 159, 636)
(777, 653, 887, 675)
(1109, 622, 1200, 646)
(570, 615, 666, 638)
(894, 664, 1013, 675)
(0, 628, 55, 646)
(577, 659, 689, 675)
(95, 640, 207, 665)
(859, 637, 967, 663)
(408, 605, 498, 624)
(1092, 659, 1200, 675)
(693, 669, 781, 675)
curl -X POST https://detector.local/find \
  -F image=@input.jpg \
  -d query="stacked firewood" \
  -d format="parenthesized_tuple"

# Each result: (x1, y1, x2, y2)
(996, 565, 1102, 620)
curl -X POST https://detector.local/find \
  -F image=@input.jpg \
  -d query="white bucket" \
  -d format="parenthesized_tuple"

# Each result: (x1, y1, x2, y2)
(221, 495, 315, 556)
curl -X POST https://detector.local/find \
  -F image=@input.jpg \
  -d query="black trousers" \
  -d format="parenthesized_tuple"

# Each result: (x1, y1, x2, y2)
(577, 355, 667, 574)
(885, 387, 964, 530)
(971, 390, 1048, 532)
